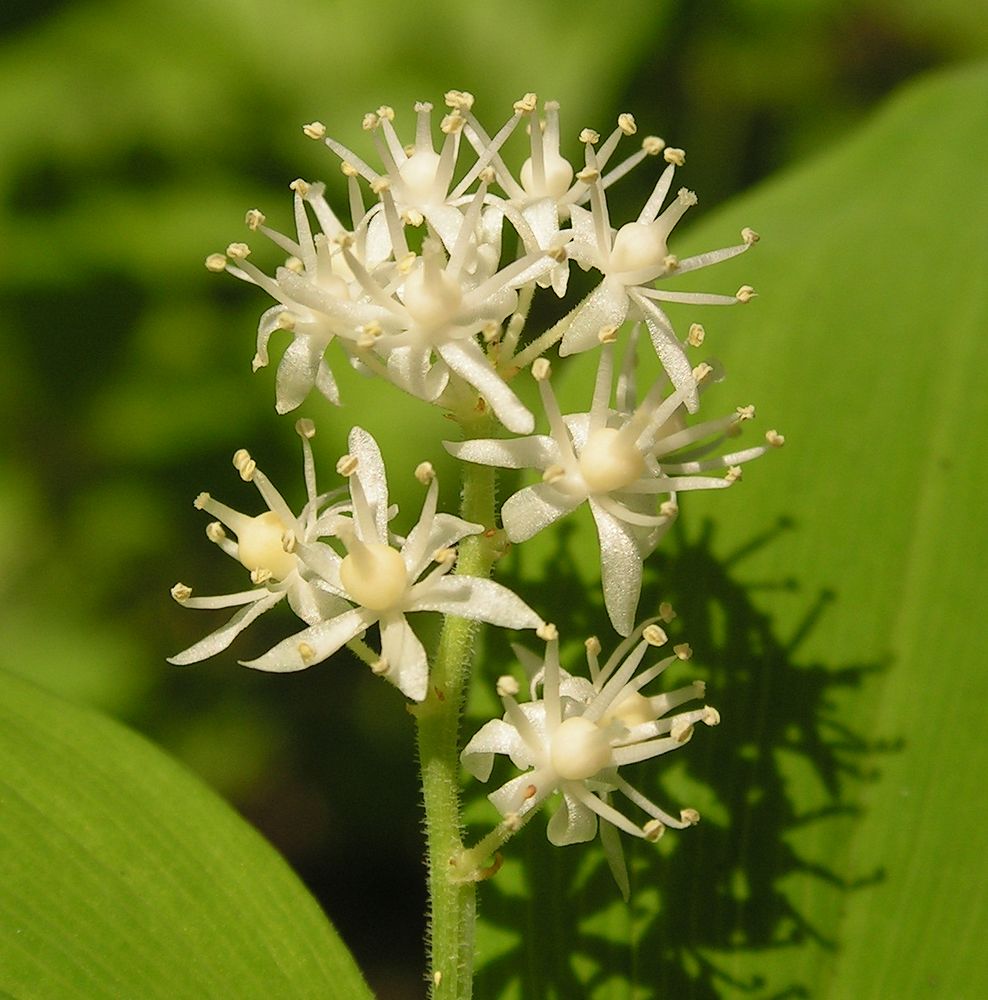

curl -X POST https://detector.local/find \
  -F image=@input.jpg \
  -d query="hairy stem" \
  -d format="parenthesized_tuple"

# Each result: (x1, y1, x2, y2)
(414, 410, 497, 1000)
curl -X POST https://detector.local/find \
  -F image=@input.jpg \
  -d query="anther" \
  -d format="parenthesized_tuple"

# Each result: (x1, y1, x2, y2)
(496, 675, 520, 697)
(297, 642, 316, 663)
(478, 165, 496, 185)
(702, 706, 721, 726)
(275, 311, 297, 331)
(284, 257, 305, 274)
(397, 251, 416, 275)
(735, 405, 756, 423)
(532, 358, 552, 381)
(295, 418, 316, 440)
(766, 429, 786, 447)
(281, 530, 297, 554)
(205, 253, 227, 272)
(440, 113, 464, 134)
(677, 188, 698, 207)
(232, 448, 251, 470)
(663, 147, 686, 166)
(671, 718, 694, 742)
(340, 161, 359, 177)
(415, 461, 435, 484)
(585, 635, 601, 656)
(724, 465, 743, 484)
(205, 522, 226, 543)
(680, 808, 700, 825)
(575, 166, 600, 183)
(659, 601, 677, 622)
(336, 453, 358, 477)
(663, 254, 680, 271)
(642, 135, 665, 155)
(673, 642, 692, 660)
(244, 209, 266, 231)
(361, 112, 379, 131)
(302, 121, 326, 140)
(513, 92, 538, 114)
(736, 285, 756, 303)
(643, 819, 665, 842)
(536, 622, 558, 642)
(371, 656, 390, 675)
(444, 90, 475, 111)
(643, 624, 668, 646)
(741, 227, 760, 245)
(251, 567, 272, 585)
(370, 176, 390, 195)
(170, 583, 192, 602)
(597, 324, 619, 344)
(226, 242, 250, 259)
(692, 362, 713, 383)
(482, 320, 500, 344)
(289, 178, 310, 196)
(376, 105, 395, 121)
(659, 500, 679, 518)
(617, 113, 637, 136)
(579, 128, 600, 145)
(687, 323, 705, 347)
(194, 492, 210, 510)
(432, 547, 456, 565)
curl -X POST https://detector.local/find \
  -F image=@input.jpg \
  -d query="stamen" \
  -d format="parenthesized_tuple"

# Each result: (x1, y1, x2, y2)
(536, 622, 558, 642)
(687, 323, 705, 347)
(244, 209, 265, 230)
(171, 583, 192, 602)
(663, 147, 686, 166)
(659, 602, 677, 622)
(205, 253, 227, 272)
(415, 461, 435, 484)
(673, 643, 692, 660)
(497, 675, 520, 697)
(336, 453, 358, 477)
(736, 285, 756, 303)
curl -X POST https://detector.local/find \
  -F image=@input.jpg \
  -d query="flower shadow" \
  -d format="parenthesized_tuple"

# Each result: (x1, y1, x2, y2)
(469, 516, 898, 999)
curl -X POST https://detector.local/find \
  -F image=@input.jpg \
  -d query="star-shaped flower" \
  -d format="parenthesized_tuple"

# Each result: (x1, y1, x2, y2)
(446, 339, 783, 634)
(242, 427, 544, 700)
(462, 621, 718, 898)
(168, 419, 350, 665)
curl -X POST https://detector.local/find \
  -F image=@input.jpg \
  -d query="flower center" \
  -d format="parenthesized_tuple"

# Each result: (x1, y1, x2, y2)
(339, 542, 409, 612)
(601, 688, 655, 728)
(520, 151, 574, 199)
(398, 150, 442, 202)
(550, 716, 614, 781)
(609, 221, 668, 276)
(402, 266, 463, 330)
(578, 427, 646, 494)
(236, 511, 297, 581)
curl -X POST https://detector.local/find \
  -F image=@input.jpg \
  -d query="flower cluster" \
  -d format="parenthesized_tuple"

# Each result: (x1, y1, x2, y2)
(174, 93, 781, 890)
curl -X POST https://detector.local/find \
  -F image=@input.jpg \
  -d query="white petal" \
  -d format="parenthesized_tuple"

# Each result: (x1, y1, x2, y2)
(461, 718, 529, 781)
(438, 340, 534, 434)
(348, 427, 389, 542)
(559, 280, 629, 356)
(386, 344, 449, 401)
(631, 291, 698, 414)
(589, 499, 644, 637)
(444, 435, 558, 471)
(404, 511, 482, 579)
(547, 789, 598, 845)
(241, 606, 370, 672)
(286, 578, 351, 626)
(380, 613, 429, 701)
(408, 576, 542, 630)
(489, 768, 555, 817)
(168, 592, 283, 665)
(275, 335, 322, 414)
(501, 482, 582, 543)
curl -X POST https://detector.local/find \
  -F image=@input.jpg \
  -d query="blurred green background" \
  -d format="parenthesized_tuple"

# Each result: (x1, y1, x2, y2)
(2, 2, 986, 997)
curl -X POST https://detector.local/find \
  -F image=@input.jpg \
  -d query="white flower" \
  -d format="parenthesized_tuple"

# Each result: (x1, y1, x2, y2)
(168, 420, 350, 665)
(560, 137, 759, 413)
(462, 621, 718, 898)
(241, 427, 544, 700)
(446, 339, 782, 634)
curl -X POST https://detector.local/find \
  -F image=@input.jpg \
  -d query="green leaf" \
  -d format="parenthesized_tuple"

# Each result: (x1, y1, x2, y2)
(0, 669, 373, 1000)
(472, 61, 988, 997)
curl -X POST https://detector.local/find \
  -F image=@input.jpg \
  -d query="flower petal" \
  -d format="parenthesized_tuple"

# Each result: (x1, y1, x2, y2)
(379, 613, 429, 701)
(437, 340, 534, 434)
(348, 427, 389, 542)
(589, 498, 645, 637)
(240, 606, 371, 672)
(444, 435, 558, 471)
(547, 789, 598, 845)
(408, 576, 542, 631)
(168, 592, 283, 665)
(501, 482, 582, 544)
(630, 290, 698, 414)
(559, 279, 629, 356)
(461, 718, 530, 781)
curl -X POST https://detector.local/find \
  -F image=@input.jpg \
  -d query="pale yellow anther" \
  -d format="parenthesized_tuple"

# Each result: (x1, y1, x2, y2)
(659, 601, 677, 622)
(673, 642, 693, 660)
(736, 285, 756, 303)
(397, 251, 417, 275)
(663, 254, 680, 271)
(643, 624, 668, 646)
(725, 465, 743, 484)
(643, 819, 665, 842)
(766, 429, 786, 447)
(671, 718, 694, 742)
(659, 500, 679, 518)
(579, 128, 600, 145)
(513, 92, 538, 114)
(281, 530, 296, 554)
(401, 208, 425, 227)
(680, 808, 700, 826)
(295, 418, 316, 440)
(275, 311, 297, 331)
(415, 461, 435, 484)
(585, 635, 601, 656)
(542, 464, 566, 484)
(440, 113, 464, 134)
(336, 453, 358, 477)
(677, 187, 698, 207)
(205, 521, 226, 543)
(302, 121, 326, 140)
(481, 321, 500, 344)
(444, 89, 475, 111)
(245, 209, 266, 231)
(284, 256, 305, 274)
(617, 113, 637, 136)
(251, 567, 272, 585)
(575, 166, 600, 183)
(597, 324, 619, 344)
(536, 622, 558, 642)
(548, 245, 568, 263)
(664, 147, 686, 166)
(736, 404, 756, 422)
(205, 253, 228, 272)
(194, 492, 210, 510)
(687, 323, 705, 347)
(376, 105, 395, 121)
(693, 680, 706, 697)
(532, 358, 552, 381)
(370, 176, 391, 195)
(361, 113, 379, 131)
(340, 161, 359, 177)
(741, 226, 760, 245)
(289, 178, 310, 197)
(692, 362, 713, 383)
(478, 165, 496, 185)
(368, 656, 389, 676)
(226, 242, 250, 259)
(496, 675, 520, 697)
(171, 582, 192, 602)
(413, 101, 433, 113)
(232, 448, 251, 470)
(297, 641, 316, 663)
(702, 706, 721, 726)
(642, 135, 666, 155)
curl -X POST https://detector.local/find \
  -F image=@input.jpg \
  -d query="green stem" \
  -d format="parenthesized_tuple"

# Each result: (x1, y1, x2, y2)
(413, 412, 498, 1000)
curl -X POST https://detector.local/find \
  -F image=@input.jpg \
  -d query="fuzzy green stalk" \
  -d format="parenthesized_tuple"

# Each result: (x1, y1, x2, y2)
(413, 410, 498, 1000)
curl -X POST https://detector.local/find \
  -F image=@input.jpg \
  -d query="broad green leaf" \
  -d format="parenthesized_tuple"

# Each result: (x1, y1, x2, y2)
(0, 669, 372, 1000)
(472, 61, 988, 997)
